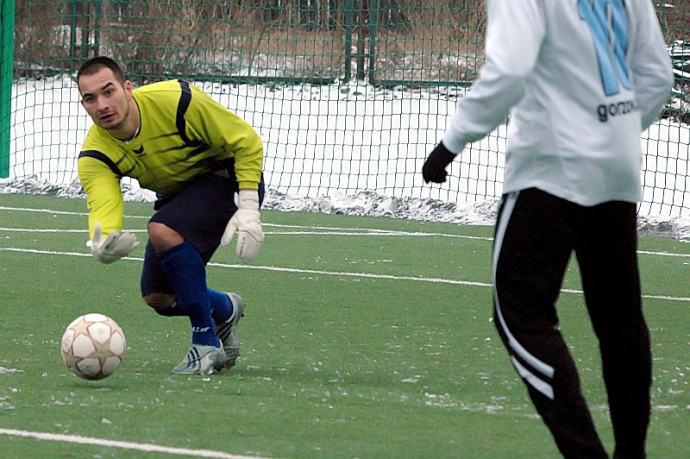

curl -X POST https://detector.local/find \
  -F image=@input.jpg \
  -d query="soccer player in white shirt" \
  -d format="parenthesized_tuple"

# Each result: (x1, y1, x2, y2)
(422, 1, 673, 457)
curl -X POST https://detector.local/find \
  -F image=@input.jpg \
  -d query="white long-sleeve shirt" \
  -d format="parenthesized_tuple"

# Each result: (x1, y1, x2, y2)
(442, 0, 674, 206)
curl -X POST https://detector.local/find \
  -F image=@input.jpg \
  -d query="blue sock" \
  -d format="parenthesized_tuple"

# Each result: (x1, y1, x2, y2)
(158, 242, 218, 347)
(208, 289, 234, 324)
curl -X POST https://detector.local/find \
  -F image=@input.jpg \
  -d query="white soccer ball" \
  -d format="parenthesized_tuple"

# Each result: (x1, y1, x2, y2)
(61, 313, 126, 380)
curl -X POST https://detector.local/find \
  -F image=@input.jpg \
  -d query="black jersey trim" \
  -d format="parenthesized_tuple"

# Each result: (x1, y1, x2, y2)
(177, 81, 194, 145)
(78, 150, 124, 177)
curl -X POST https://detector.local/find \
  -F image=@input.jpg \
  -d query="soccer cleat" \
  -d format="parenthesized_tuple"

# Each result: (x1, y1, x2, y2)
(213, 292, 246, 371)
(171, 344, 225, 375)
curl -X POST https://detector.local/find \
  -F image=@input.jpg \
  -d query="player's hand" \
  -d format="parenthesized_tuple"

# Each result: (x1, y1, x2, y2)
(222, 189, 264, 263)
(422, 142, 457, 184)
(88, 222, 140, 264)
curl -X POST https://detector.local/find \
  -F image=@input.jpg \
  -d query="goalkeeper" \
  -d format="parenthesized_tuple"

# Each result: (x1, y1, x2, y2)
(76, 56, 265, 376)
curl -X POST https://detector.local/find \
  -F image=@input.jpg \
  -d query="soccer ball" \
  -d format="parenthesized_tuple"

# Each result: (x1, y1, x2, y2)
(61, 313, 126, 380)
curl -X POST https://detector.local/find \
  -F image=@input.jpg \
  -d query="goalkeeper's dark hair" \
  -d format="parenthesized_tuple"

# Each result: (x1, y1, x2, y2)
(76, 56, 127, 87)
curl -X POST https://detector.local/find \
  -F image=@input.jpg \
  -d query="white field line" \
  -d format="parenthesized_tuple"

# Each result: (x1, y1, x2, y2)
(1, 247, 689, 302)
(637, 250, 690, 258)
(0, 206, 93, 217)
(1, 205, 689, 249)
(3, 223, 690, 256)
(0, 205, 493, 240)
(0, 226, 493, 239)
(2, 226, 690, 252)
(0, 428, 275, 459)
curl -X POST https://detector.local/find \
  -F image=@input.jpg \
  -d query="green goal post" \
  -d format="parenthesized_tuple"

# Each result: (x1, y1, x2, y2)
(0, 0, 14, 178)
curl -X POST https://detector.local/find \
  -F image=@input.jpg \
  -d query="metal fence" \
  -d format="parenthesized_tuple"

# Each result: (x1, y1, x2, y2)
(1, 0, 689, 217)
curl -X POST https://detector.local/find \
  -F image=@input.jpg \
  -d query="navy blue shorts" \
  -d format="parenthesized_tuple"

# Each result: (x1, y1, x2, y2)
(140, 172, 265, 297)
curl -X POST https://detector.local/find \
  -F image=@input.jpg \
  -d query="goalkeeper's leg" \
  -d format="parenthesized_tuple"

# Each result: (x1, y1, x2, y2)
(141, 173, 238, 332)
(492, 189, 609, 459)
(141, 240, 232, 323)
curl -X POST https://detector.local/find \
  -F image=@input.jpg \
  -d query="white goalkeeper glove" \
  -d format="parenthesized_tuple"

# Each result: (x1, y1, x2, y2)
(87, 222, 140, 264)
(221, 189, 264, 263)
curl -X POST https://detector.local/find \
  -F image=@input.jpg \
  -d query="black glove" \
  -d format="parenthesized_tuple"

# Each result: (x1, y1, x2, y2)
(422, 142, 456, 184)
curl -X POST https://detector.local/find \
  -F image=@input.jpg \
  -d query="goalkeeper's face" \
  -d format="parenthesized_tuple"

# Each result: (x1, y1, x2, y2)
(79, 67, 134, 133)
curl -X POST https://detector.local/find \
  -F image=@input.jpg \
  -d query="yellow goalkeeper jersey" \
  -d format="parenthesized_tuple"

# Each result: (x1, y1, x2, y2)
(78, 80, 264, 237)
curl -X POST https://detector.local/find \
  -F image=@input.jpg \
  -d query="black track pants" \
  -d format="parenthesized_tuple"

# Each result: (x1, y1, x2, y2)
(492, 188, 651, 459)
